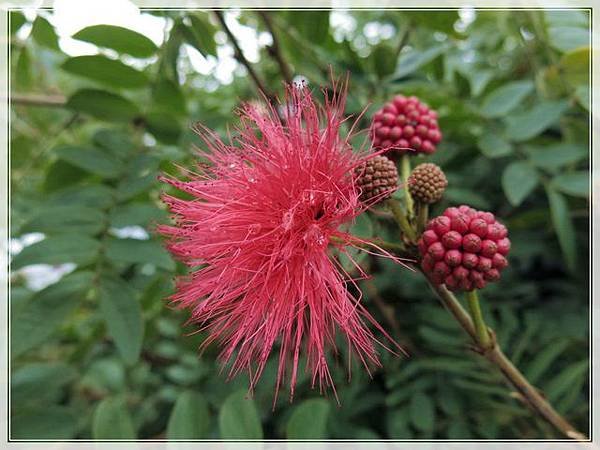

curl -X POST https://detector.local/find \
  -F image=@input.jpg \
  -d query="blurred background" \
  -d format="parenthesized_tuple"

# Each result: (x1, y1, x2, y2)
(8, 3, 589, 440)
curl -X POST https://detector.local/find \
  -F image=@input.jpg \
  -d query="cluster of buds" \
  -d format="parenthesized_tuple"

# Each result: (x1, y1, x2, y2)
(419, 206, 511, 292)
(354, 93, 509, 293)
(370, 95, 442, 155)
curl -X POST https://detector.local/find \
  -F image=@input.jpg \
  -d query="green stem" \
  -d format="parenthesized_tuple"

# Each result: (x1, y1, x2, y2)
(417, 203, 429, 234)
(388, 198, 417, 243)
(466, 290, 491, 349)
(424, 279, 586, 440)
(401, 154, 414, 219)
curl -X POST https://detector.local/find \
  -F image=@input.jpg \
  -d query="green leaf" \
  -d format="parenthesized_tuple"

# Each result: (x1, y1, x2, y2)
(406, 11, 460, 35)
(444, 188, 490, 209)
(351, 213, 373, 238)
(55, 145, 122, 178)
(290, 11, 330, 43)
(477, 131, 513, 158)
(448, 421, 472, 439)
(10, 134, 35, 170)
(11, 235, 100, 270)
(11, 363, 76, 406)
(544, 360, 588, 403)
(81, 358, 126, 393)
(10, 11, 26, 35)
(72, 25, 158, 58)
(525, 142, 588, 172)
(467, 69, 494, 97)
(386, 409, 412, 439)
(524, 339, 570, 384)
(286, 398, 331, 439)
(105, 238, 175, 271)
(48, 184, 115, 210)
(152, 79, 187, 116)
(505, 100, 569, 142)
(352, 428, 380, 439)
(545, 185, 577, 272)
(218, 389, 263, 439)
(167, 391, 210, 439)
(92, 397, 136, 439)
(11, 287, 33, 324)
(161, 20, 184, 81)
(145, 111, 182, 144)
(21, 205, 106, 235)
(15, 46, 34, 90)
(501, 162, 539, 206)
(99, 276, 144, 365)
(393, 44, 447, 79)
(31, 16, 60, 51)
(117, 172, 157, 201)
(182, 14, 217, 57)
(43, 159, 88, 192)
(62, 55, 149, 89)
(371, 44, 397, 78)
(12, 406, 77, 439)
(110, 204, 167, 228)
(409, 392, 435, 432)
(339, 213, 372, 272)
(548, 27, 589, 53)
(11, 272, 94, 357)
(545, 10, 589, 27)
(93, 128, 135, 159)
(552, 172, 588, 198)
(438, 388, 462, 416)
(480, 80, 534, 118)
(558, 47, 589, 86)
(575, 85, 589, 111)
(66, 89, 140, 121)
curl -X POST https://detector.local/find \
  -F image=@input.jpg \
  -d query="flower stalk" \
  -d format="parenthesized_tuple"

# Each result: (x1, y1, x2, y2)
(465, 290, 491, 349)
(400, 154, 414, 218)
(388, 198, 417, 243)
(416, 202, 429, 234)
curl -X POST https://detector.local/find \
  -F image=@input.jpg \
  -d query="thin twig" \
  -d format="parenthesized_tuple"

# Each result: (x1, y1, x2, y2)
(258, 11, 293, 84)
(426, 278, 588, 441)
(388, 198, 416, 243)
(267, 14, 330, 82)
(10, 92, 67, 107)
(213, 11, 273, 100)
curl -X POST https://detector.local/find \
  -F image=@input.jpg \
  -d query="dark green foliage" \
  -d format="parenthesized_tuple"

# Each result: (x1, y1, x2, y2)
(9, 8, 589, 440)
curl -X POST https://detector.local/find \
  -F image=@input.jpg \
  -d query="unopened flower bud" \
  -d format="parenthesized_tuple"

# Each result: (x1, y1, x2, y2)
(354, 155, 399, 203)
(408, 163, 448, 204)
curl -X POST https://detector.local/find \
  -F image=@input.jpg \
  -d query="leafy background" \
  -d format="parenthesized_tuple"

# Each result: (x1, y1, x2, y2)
(9, 7, 589, 440)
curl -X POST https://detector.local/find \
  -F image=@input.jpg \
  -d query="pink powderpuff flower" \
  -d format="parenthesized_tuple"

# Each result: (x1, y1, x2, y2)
(158, 78, 406, 403)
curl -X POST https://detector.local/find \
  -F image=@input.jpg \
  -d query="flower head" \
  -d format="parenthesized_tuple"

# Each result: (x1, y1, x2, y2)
(354, 154, 399, 203)
(419, 205, 511, 292)
(408, 163, 448, 205)
(370, 94, 442, 155)
(159, 80, 404, 402)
